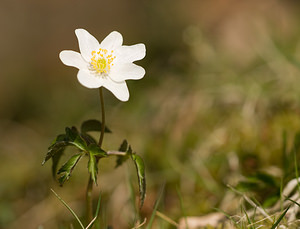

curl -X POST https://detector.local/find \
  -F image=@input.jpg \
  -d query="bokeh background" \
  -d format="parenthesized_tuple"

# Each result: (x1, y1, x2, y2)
(2, 0, 300, 228)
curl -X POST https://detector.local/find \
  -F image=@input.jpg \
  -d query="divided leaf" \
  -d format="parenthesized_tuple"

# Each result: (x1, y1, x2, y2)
(113, 140, 146, 207)
(88, 153, 98, 185)
(43, 127, 87, 167)
(87, 144, 107, 185)
(43, 134, 67, 165)
(43, 127, 89, 182)
(131, 153, 146, 208)
(81, 119, 111, 134)
(81, 133, 97, 146)
(119, 140, 128, 152)
(51, 148, 64, 178)
(88, 143, 107, 158)
(50, 134, 67, 147)
(57, 153, 83, 186)
(65, 127, 87, 151)
(115, 140, 130, 168)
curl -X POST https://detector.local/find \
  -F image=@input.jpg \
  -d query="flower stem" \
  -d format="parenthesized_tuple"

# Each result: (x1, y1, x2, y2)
(86, 87, 106, 223)
(98, 87, 105, 147)
(86, 176, 94, 223)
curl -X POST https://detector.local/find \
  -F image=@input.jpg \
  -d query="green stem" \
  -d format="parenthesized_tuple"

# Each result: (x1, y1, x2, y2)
(98, 87, 105, 147)
(86, 176, 94, 223)
(86, 87, 106, 224)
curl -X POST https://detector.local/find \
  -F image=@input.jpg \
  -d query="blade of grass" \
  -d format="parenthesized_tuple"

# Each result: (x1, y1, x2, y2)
(280, 178, 284, 212)
(86, 193, 102, 229)
(214, 208, 241, 228)
(146, 183, 165, 229)
(176, 186, 188, 229)
(270, 206, 290, 229)
(128, 176, 140, 225)
(227, 185, 272, 222)
(51, 188, 85, 229)
(251, 207, 257, 225)
(282, 130, 288, 175)
(286, 197, 300, 207)
(293, 150, 300, 194)
(132, 218, 147, 229)
(241, 205, 254, 229)
(94, 192, 102, 217)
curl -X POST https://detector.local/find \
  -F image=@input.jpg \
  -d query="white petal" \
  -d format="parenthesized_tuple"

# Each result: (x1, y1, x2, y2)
(75, 29, 100, 62)
(115, 44, 146, 64)
(103, 80, 129, 101)
(59, 50, 87, 69)
(100, 31, 123, 50)
(77, 70, 104, 88)
(110, 63, 145, 82)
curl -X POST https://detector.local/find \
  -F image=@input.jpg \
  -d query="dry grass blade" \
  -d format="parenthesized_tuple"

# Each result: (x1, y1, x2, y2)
(155, 211, 179, 227)
(132, 218, 147, 229)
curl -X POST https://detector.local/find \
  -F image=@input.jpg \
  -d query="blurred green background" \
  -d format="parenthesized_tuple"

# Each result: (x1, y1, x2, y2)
(2, 0, 300, 228)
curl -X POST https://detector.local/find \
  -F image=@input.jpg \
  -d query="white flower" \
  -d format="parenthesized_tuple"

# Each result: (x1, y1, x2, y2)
(59, 29, 146, 101)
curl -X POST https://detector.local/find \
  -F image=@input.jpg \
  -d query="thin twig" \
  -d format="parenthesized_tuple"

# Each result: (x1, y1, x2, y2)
(107, 151, 127, 156)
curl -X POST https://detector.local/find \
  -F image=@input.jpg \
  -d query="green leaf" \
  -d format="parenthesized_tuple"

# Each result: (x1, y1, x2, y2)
(43, 127, 88, 174)
(131, 153, 146, 208)
(81, 133, 97, 145)
(115, 140, 130, 168)
(88, 153, 98, 185)
(43, 134, 67, 165)
(87, 143, 107, 185)
(57, 153, 83, 185)
(49, 134, 67, 147)
(81, 119, 111, 134)
(115, 155, 129, 168)
(119, 140, 128, 152)
(65, 127, 87, 151)
(51, 148, 64, 178)
(112, 140, 146, 207)
(116, 147, 131, 168)
(43, 134, 68, 177)
(88, 143, 107, 157)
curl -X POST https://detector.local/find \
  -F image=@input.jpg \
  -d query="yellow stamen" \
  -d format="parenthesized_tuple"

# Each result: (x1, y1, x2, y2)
(90, 48, 115, 75)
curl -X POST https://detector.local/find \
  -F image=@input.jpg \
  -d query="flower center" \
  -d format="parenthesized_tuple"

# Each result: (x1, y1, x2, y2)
(90, 48, 115, 75)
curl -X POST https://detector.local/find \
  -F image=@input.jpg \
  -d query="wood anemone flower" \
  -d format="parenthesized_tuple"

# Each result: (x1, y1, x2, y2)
(59, 29, 146, 101)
